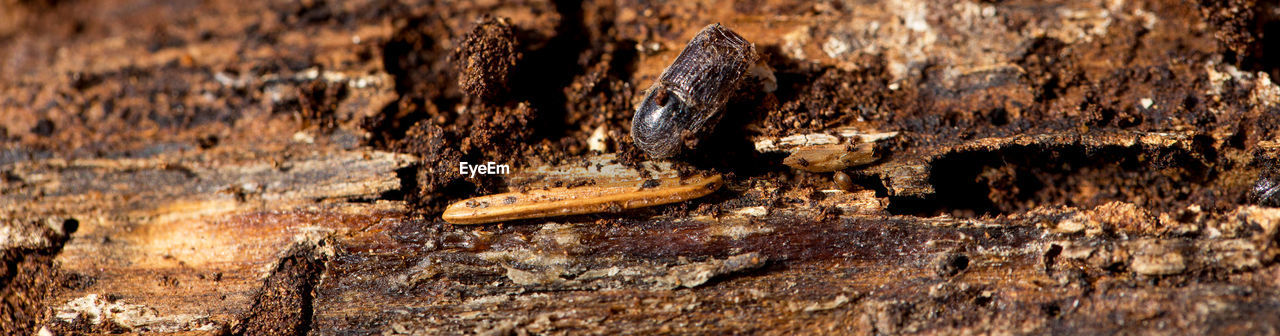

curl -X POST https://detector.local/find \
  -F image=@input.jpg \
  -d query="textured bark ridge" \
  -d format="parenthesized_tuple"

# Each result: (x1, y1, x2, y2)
(2, 0, 1280, 334)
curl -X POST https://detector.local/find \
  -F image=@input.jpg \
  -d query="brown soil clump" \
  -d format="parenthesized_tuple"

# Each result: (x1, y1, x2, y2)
(453, 16, 522, 102)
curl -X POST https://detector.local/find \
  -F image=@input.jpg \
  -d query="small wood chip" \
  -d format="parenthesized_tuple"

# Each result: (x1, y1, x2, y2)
(752, 128, 897, 153)
(782, 143, 876, 172)
(443, 173, 723, 224)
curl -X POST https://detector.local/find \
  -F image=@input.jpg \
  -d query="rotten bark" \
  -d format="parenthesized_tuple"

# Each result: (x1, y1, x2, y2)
(2, 0, 1280, 335)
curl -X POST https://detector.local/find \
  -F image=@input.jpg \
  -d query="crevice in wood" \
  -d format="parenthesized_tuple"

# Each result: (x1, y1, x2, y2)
(232, 241, 328, 336)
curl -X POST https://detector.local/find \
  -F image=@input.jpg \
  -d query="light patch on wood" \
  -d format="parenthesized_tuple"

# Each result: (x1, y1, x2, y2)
(536, 222, 583, 250)
(587, 125, 610, 152)
(708, 220, 775, 240)
(799, 295, 852, 312)
(132, 217, 256, 269)
(54, 294, 219, 332)
(1131, 251, 1186, 276)
(782, 143, 877, 172)
(753, 128, 897, 153)
(141, 199, 240, 225)
(0, 217, 64, 250)
(819, 190, 887, 214)
(652, 253, 766, 289)
(733, 206, 769, 217)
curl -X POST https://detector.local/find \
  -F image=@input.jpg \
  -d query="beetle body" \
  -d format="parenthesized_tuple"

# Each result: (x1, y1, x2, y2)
(1254, 175, 1280, 207)
(632, 24, 757, 158)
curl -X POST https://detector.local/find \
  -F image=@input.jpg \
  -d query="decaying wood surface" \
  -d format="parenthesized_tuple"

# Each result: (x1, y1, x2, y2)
(3, 0, 1280, 335)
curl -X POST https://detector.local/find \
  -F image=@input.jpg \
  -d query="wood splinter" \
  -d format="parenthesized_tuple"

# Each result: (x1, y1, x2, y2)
(443, 173, 724, 224)
(782, 142, 877, 172)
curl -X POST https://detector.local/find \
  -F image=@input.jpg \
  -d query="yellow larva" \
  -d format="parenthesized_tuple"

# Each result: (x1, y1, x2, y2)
(443, 173, 724, 224)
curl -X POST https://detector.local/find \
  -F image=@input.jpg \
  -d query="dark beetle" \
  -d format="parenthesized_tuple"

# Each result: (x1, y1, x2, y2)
(632, 24, 758, 158)
(1253, 173, 1280, 207)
